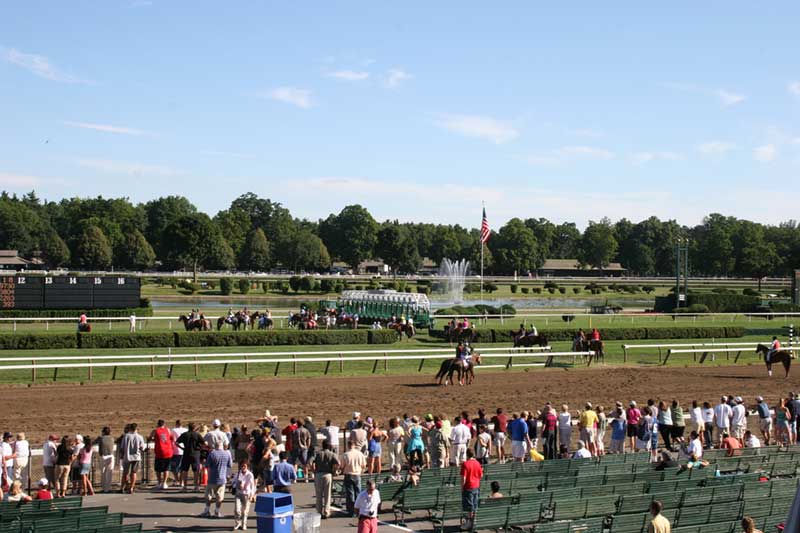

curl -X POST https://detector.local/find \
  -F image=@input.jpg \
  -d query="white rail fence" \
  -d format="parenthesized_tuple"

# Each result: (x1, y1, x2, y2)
(621, 341, 798, 364)
(0, 312, 798, 331)
(0, 346, 592, 381)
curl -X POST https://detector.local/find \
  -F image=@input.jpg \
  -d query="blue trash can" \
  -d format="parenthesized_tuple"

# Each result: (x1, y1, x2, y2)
(255, 493, 293, 533)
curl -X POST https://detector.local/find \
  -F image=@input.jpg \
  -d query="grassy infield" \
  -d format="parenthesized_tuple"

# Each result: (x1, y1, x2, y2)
(0, 313, 790, 385)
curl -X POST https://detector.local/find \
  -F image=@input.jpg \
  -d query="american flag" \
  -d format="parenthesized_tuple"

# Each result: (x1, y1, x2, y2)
(480, 207, 490, 244)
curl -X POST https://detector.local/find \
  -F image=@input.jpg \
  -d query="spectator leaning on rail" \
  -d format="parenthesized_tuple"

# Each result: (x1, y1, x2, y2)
(150, 419, 175, 490)
(755, 397, 772, 445)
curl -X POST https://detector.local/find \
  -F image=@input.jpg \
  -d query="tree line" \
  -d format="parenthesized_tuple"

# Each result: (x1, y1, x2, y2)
(1, 191, 798, 278)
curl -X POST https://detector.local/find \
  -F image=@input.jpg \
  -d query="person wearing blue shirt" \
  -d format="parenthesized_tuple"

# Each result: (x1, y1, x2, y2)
(756, 396, 772, 445)
(609, 411, 627, 454)
(272, 451, 296, 494)
(508, 413, 531, 462)
(200, 444, 232, 518)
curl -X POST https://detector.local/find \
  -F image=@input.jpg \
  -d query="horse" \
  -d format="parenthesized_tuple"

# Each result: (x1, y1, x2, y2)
(179, 314, 211, 331)
(389, 322, 416, 340)
(445, 325, 476, 344)
(77, 323, 91, 333)
(217, 312, 246, 331)
(510, 330, 548, 348)
(436, 353, 482, 386)
(755, 344, 793, 378)
(252, 312, 273, 330)
(288, 313, 304, 328)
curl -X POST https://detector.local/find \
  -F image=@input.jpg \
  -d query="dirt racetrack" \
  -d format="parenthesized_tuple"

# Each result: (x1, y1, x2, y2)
(4, 364, 799, 442)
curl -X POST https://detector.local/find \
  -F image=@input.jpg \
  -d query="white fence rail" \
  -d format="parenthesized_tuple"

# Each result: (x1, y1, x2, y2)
(0, 349, 589, 381)
(620, 341, 798, 364)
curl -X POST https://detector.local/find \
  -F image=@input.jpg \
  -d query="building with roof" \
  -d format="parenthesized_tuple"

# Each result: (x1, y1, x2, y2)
(0, 250, 36, 270)
(538, 258, 626, 277)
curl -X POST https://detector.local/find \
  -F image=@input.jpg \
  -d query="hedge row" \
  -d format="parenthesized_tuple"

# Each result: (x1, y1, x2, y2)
(0, 328, 400, 350)
(429, 326, 747, 343)
(654, 294, 761, 313)
(0, 306, 153, 318)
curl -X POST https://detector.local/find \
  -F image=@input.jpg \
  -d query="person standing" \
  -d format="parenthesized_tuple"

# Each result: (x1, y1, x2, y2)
(200, 443, 232, 519)
(731, 397, 747, 443)
(96, 427, 115, 493)
(292, 419, 312, 480)
(354, 480, 381, 533)
(701, 402, 714, 449)
(609, 408, 626, 454)
(626, 402, 642, 452)
(320, 419, 340, 456)
(77, 435, 94, 496)
(170, 420, 188, 486)
(42, 434, 58, 488)
(491, 408, 508, 463)
(272, 451, 296, 494)
(755, 397, 772, 445)
(450, 417, 471, 466)
(2, 432, 16, 482)
(657, 401, 673, 451)
(671, 400, 686, 448)
(509, 412, 531, 462)
(714, 396, 733, 447)
(310, 440, 340, 519)
(231, 462, 256, 530)
(120, 423, 145, 494)
(177, 422, 203, 491)
(460, 449, 483, 531)
(13, 432, 29, 488)
(387, 418, 404, 470)
(341, 442, 367, 516)
(579, 403, 598, 456)
(541, 406, 558, 460)
(150, 419, 175, 490)
(648, 501, 671, 533)
(428, 418, 447, 468)
(55, 436, 74, 498)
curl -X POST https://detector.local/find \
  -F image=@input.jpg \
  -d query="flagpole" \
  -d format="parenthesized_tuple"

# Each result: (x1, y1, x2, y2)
(480, 201, 485, 300)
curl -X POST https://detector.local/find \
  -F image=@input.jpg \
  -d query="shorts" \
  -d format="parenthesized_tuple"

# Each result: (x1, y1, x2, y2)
(731, 425, 745, 440)
(760, 418, 773, 433)
(462, 488, 480, 513)
(181, 454, 200, 472)
(122, 460, 139, 476)
(204, 483, 225, 503)
(79, 463, 91, 476)
(368, 445, 382, 458)
(626, 425, 638, 438)
(671, 426, 685, 440)
(262, 468, 273, 486)
(154, 458, 172, 473)
(694, 421, 705, 434)
(292, 448, 309, 465)
(494, 432, 507, 448)
(511, 440, 528, 459)
(581, 428, 596, 443)
(170, 455, 183, 472)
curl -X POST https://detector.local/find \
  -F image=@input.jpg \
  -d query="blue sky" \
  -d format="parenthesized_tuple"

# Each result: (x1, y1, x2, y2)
(1, 2, 799, 229)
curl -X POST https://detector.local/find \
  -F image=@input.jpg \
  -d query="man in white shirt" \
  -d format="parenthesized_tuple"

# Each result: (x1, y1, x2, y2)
(713, 396, 732, 447)
(744, 431, 761, 448)
(686, 430, 703, 459)
(572, 440, 592, 459)
(354, 480, 381, 533)
(320, 420, 340, 456)
(170, 420, 188, 486)
(730, 397, 747, 441)
(450, 418, 471, 466)
(205, 419, 229, 450)
(42, 434, 58, 487)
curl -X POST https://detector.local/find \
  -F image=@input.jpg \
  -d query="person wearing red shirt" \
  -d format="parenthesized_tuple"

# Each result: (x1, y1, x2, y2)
(541, 406, 558, 460)
(150, 419, 175, 490)
(460, 448, 483, 529)
(282, 419, 298, 454)
(721, 432, 742, 457)
(491, 408, 508, 463)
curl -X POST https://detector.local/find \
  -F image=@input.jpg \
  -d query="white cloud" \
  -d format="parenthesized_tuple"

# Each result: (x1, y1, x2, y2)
(63, 121, 156, 137)
(555, 146, 614, 159)
(754, 144, 778, 162)
(261, 87, 313, 109)
(73, 158, 184, 177)
(0, 172, 42, 187)
(631, 151, 682, 165)
(697, 141, 736, 156)
(789, 82, 800, 96)
(327, 70, 369, 81)
(1, 47, 89, 83)
(386, 68, 412, 88)
(717, 90, 746, 107)
(434, 113, 519, 144)
(664, 83, 745, 107)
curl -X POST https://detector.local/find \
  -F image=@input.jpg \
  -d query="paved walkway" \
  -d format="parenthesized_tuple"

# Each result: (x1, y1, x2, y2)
(94, 481, 427, 533)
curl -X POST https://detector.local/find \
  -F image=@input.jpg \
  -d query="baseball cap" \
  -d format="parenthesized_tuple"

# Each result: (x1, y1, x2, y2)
(425, 413, 433, 421)
(38, 478, 49, 487)
(735, 396, 743, 403)
(2, 432, 12, 440)
(352, 411, 360, 419)
(630, 401, 637, 407)
(756, 396, 764, 402)
(212, 419, 221, 427)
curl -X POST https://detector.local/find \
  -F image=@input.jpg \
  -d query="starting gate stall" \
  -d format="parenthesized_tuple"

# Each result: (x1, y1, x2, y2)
(335, 290, 433, 327)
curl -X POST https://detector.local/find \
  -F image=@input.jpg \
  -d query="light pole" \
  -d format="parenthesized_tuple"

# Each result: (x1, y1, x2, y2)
(675, 238, 690, 308)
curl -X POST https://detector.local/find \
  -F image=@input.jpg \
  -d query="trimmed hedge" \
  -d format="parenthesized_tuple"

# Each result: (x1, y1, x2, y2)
(429, 326, 746, 343)
(0, 306, 153, 318)
(78, 332, 176, 349)
(654, 294, 760, 313)
(0, 333, 77, 350)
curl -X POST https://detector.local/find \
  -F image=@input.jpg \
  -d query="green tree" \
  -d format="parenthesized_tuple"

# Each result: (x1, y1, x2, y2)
(162, 213, 229, 280)
(489, 218, 540, 274)
(318, 205, 378, 269)
(377, 223, 421, 275)
(550, 222, 582, 259)
(578, 218, 618, 271)
(239, 228, 271, 272)
(238, 278, 250, 294)
(284, 230, 331, 272)
(213, 207, 252, 260)
(289, 275, 302, 293)
(219, 278, 233, 295)
(118, 229, 156, 270)
(75, 224, 113, 270)
(39, 229, 70, 267)
(143, 196, 197, 260)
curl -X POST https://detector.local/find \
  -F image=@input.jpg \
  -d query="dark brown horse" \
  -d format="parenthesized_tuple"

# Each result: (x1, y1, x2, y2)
(179, 314, 211, 331)
(389, 322, 416, 340)
(756, 344, 792, 378)
(445, 325, 477, 344)
(436, 353, 482, 386)
(217, 312, 246, 331)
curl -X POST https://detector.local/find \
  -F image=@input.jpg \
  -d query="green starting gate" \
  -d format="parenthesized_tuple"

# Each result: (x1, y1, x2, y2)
(329, 290, 432, 327)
